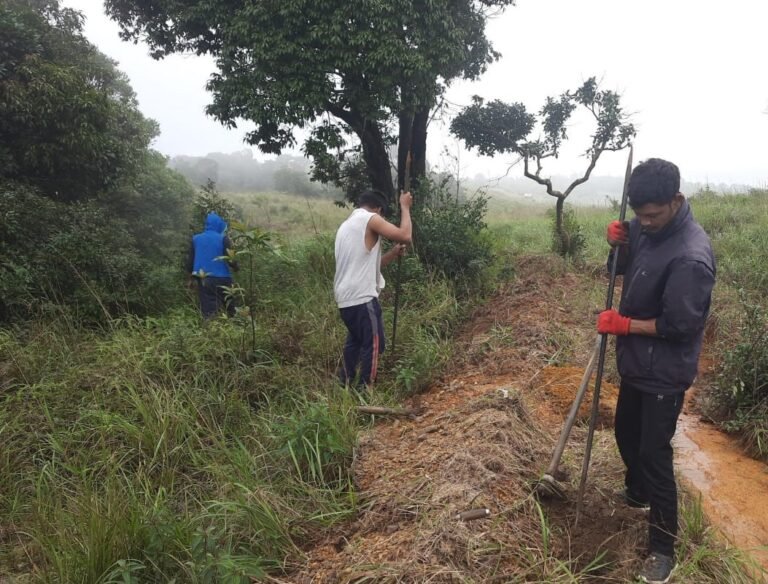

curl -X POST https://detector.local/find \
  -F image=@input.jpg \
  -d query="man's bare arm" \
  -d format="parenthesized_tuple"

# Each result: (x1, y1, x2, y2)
(629, 318, 658, 336)
(368, 192, 413, 243)
(381, 244, 406, 267)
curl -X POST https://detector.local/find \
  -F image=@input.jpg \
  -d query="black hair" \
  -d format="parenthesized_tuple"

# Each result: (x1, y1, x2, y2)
(357, 189, 389, 215)
(628, 158, 681, 207)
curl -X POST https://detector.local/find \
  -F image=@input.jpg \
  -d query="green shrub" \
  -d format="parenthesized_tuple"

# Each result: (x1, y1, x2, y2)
(412, 178, 493, 287)
(0, 180, 191, 323)
(270, 394, 357, 489)
(192, 179, 239, 228)
(548, 204, 586, 260)
(711, 292, 768, 458)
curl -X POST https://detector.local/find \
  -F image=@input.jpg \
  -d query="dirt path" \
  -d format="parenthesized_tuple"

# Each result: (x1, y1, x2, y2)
(280, 257, 766, 582)
(675, 411, 768, 571)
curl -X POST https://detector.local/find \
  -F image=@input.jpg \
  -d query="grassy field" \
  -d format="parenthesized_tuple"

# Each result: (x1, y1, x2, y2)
(226, 192, 350, 239)
(2, 187, 766, 582)
(274, 185, 768, 456)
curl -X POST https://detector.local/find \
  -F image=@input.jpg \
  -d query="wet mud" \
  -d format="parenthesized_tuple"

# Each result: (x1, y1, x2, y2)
(675, 412, 768, 572)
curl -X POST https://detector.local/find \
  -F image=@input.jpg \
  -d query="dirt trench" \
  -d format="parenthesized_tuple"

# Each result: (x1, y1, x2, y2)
(281, 257, 768, 582)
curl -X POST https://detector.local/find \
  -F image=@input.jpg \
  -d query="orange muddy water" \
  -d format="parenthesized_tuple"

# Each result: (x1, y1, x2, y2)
(675, 411, 768, 573)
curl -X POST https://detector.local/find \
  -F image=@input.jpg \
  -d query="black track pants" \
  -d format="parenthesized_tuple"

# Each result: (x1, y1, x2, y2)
(615, 382, 685, 556)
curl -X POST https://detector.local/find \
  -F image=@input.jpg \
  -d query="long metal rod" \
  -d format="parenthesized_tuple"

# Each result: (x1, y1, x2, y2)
(391, 150, 412, 354)
(575, 145, 634, 523)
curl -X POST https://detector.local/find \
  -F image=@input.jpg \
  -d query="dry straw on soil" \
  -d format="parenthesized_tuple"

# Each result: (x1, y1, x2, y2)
(280, 257, 652, 583)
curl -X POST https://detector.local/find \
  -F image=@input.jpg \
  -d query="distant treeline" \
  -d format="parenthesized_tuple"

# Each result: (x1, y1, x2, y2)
(169, 151, 341, 198)
(168, 150, 754, 206)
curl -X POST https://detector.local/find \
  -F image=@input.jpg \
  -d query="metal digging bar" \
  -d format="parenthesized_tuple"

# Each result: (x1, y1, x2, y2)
(534, 336, 601, 499)
(574, 144, 634, 524)
(391, 150, 411, 354)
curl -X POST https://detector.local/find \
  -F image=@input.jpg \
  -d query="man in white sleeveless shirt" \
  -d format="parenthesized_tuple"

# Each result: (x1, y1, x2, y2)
(334, 189, 413, 389)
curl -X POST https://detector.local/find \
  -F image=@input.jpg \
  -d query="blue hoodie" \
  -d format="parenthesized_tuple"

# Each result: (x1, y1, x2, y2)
(191, 212, 232, 278)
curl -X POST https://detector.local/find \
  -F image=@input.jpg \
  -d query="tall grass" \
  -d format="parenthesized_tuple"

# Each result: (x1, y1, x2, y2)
(0, 232, 465, 582)
(692, 189, 768, 294)
(690, 190, 768, 457)
(3, 187, 766, 582)
(676, 494, 764, 583)
(225, 191, 349, 238)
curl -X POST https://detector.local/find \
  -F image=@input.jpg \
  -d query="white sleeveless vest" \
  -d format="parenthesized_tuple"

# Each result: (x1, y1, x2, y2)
(334, 208, 385, 308)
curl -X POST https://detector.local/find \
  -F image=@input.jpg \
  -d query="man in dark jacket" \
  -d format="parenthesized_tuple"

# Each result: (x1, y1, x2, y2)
(599, 158, 715, 584)
(187, 212, 238, 319)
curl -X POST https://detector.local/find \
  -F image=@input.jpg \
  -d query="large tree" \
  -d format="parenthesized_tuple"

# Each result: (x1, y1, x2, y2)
(451, 77, 635, 253)
(105, 0, 514, 202)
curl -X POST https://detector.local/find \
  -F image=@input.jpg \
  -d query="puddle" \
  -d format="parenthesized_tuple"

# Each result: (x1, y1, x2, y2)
(675, 412, 768, 572)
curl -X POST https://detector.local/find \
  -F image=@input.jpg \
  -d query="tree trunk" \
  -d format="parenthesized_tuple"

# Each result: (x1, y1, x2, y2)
(555, 196, 566, 256)
(329, 104, 426, 206)
(410, 108, 428, 187)
(396, 108, 428, 200)
(361, 119, 395, 202)
(397, 111, 414, 191)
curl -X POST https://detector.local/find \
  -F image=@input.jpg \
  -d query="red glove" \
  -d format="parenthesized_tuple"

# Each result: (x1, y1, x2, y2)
(606, 220, 629, 246)
(597, 309, 631, 336)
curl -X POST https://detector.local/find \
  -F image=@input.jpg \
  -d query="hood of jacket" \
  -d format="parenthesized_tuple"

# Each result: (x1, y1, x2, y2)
(204, 212, 227, 234)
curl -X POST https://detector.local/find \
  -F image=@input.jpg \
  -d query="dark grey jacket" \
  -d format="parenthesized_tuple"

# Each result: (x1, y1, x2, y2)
(612, 200, 716, 394)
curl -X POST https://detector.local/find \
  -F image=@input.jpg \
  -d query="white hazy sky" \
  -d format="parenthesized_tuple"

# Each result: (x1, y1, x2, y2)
(65, 0, 768, 186)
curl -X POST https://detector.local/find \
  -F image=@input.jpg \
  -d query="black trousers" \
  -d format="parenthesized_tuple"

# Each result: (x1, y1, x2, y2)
(196, 276, 236, 319)
(614, 382, 685, 557)
(339, 298, 385, 388)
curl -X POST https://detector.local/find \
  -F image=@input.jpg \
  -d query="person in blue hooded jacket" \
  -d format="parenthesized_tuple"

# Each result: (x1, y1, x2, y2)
(186, 212, 238, 319)
(600, 158, 715, 584)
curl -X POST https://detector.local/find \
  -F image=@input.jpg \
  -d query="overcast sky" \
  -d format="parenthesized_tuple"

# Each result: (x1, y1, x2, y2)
(65, 0, 768, 187)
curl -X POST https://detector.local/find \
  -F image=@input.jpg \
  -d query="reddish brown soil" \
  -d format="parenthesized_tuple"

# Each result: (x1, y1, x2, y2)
(279, 256, 767, 583)
(277, 257, 649, 583)
(532, 365, 618, 430)
(676, 414, 768, 573)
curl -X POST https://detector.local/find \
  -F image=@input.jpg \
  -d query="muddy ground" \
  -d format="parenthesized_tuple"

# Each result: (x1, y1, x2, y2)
(276, 256, 767, 583)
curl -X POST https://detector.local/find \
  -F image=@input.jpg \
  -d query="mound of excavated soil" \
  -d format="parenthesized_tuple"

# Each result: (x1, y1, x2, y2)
(296, 390, 553, 582)
(281, 257, 647, 583)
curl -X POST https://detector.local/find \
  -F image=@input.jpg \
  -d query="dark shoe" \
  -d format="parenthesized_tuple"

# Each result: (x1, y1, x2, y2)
(617, 488, 650, 510)
(639, 553, 676, 584)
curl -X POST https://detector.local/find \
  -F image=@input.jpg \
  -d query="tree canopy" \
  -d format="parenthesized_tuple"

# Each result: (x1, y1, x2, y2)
(105, 0, 515, 201)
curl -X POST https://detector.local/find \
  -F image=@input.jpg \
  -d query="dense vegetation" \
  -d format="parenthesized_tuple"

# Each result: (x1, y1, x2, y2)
(0, 233, 464, 581)
(0, 3, 493, 580)
(2, 1, 767, 582)
(0, 0, 194, 322)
